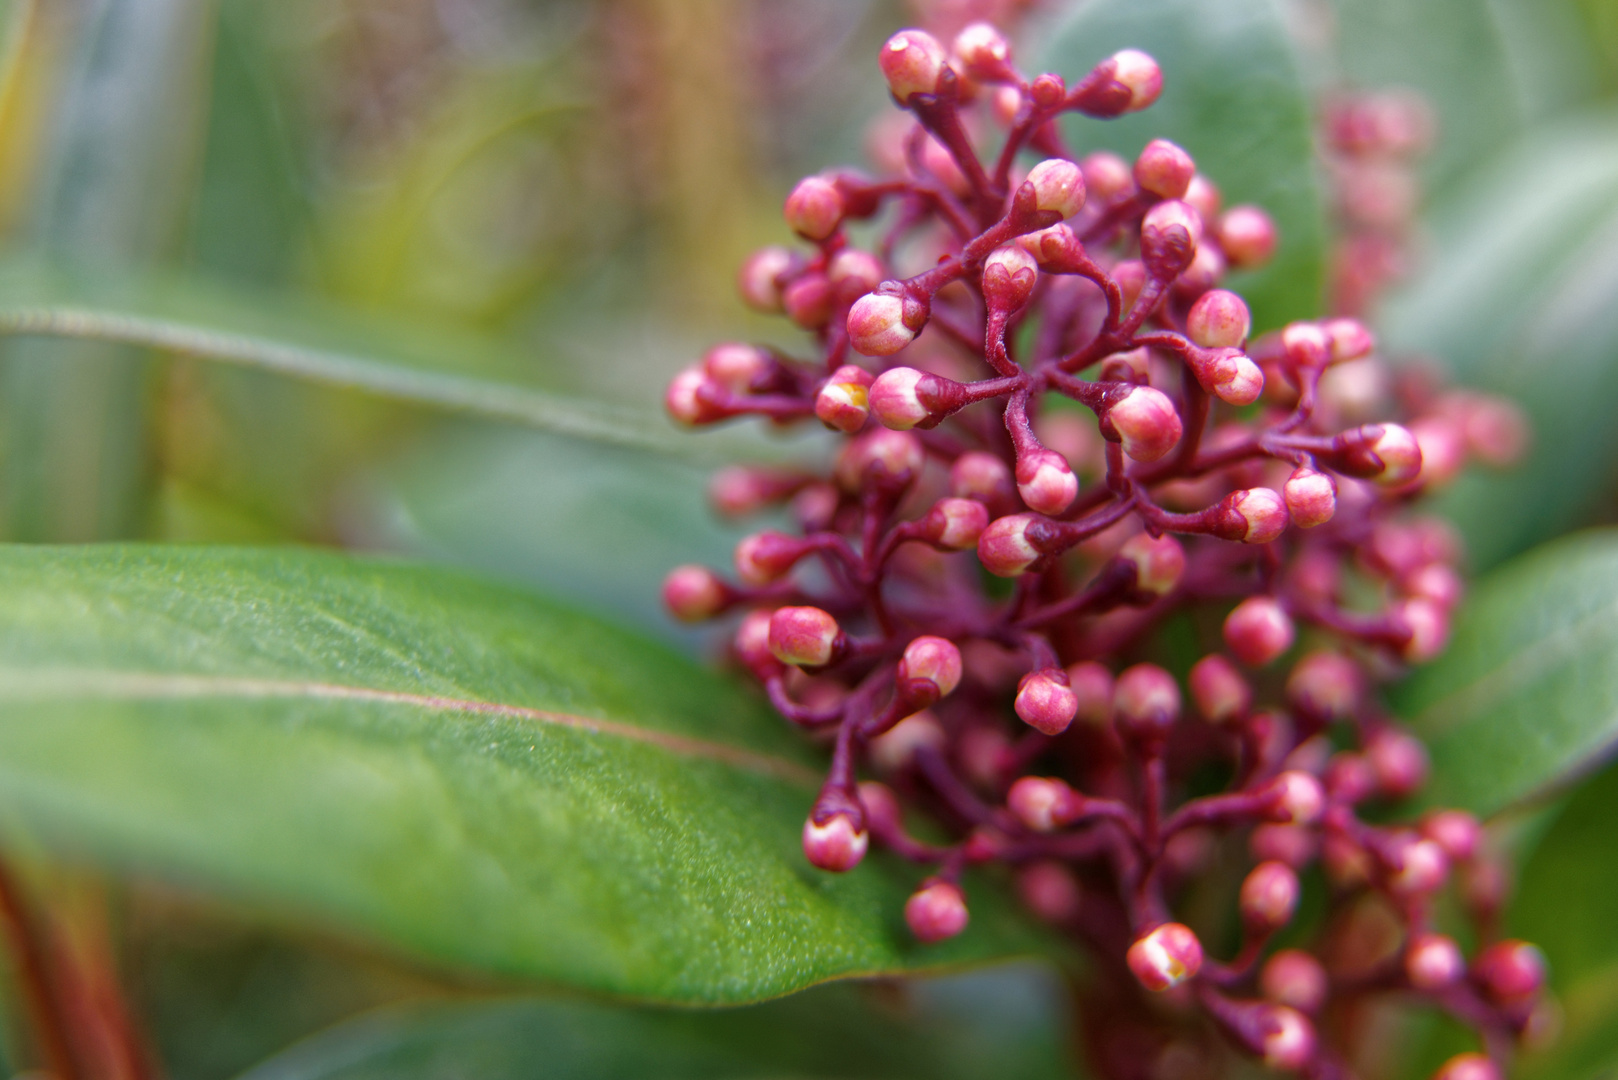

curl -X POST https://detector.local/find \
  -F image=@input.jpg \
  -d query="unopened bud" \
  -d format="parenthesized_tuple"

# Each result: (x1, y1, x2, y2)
(1067, 661, 1115, 724)
(1349, 423, 1423, 485)
(1025, 158, 1087, 219)
(1128, 922, 1203, 991)
(1396, 597, 1450, 662)
(1462, 395, 1529, 467)
(1386, 835, 1448, 896)
(1134, 138, 1195, 199)
(1214, 487, 1289, 544)
(1251, 823, 1318, 868)
(1262, 950, 1327, 1013)
(1118, 532, 1186, 595)
(1324, 317, 1375, 362)
(919, 497, 988, 550)
(1432, 1053, 1502, 1080)
(906, 880, 969, 942)
(1189, 654, 1250, 723)
(1016, 222, 1082, 268)
(983, 244, 1040, 311)
(1218, 205, 1277, 268)
(836, 428, 925, 492)
(1241, 861, 1301, 934)
(733, 609, 782, 678)
(950, 450, 1013, 503)
(702, 343, 770, 391)
(665, 365, 725, 426)
(1187, 289, 1251, 349)
(978, 513, 1041, 577)
(1114, 260, 1147, 311)
(1266, 771, 1325, 825)
(1411, 417, 1466, 489)
(1367, 728, 1429, 797)
(1406, 933, 1465, 990)
(1114, 663, 1180, 743)
(1140, 199, 1202, 279)
(1184, 174, 1222, 220)
(803, 809, 867, 871)
(1016, 668, 1080, 735)
(1284, 467, 1336, 528)
(735, 531, 808, 585)
(848, 290, 922, 356)
(1281, 321, 1332, 369)
(1008, 776, 1081, 832)
(663, 565, 729, 622)
(1018, 861, 1083, 923)
(1187, 347, 1264, 406)
(1287, 651, 1360, 723)
(1015, 449, 1078, 515)
(870, 366, 935, 430)
(1403, 563, 1464, 610)
(768, 607, 842, 667)
(1105, 385, 1183, 462)
(880, 29, 949, 102)
(951, 21, 1012, 81)
(783, 273, 833, 328)
(1082, 152, 1133, 203)
(816, 364, 873, 433)
(898, 635, 963, 702)
(1254, 1006, 1315, 1071)
(737, 246, 794, 312)
(827, 248, 884, 296)
(1224, 596, 1295, 667)
(1323, 752, 1376, 803)
(1109, 49, 1162, 111)
(1474, 940, 1546, 1004)
(1421, 810, 1481, 863)
(784, 176, 845, 240)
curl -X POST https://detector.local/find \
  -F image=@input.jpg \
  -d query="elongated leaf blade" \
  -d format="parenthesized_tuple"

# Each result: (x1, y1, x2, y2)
(0, 544, 1041, 1002)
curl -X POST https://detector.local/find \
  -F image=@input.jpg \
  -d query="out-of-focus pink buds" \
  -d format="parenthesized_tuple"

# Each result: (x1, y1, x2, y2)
(1108, 49, 1163, 112)
(1241, 861, 1301, 934)
(1262, 950, 1328, 1013)
(827, 248, 885, 297)
(1184, 174, 1222, 220)
(880, 29, 950, 102)
(1017, 861, 1083, 923)
(1223, 596, 1295, 666)
(665, 365, 726, 426)
(1212, 487, 1289, 543)
(898, 635, 963, 703)
(815, 364, 873, 433)
(1189, 654, 1250, 723)
(783, 273, 833, 328)
(1067, 661, 1115, 724)
(1460, 394, 1529, 466)
(1082, 151, 1134, 201)
(1386, 834, 1449, 896)
(951, 451, 1014, 504)
(951, 21, 1013, 81)
(1410, 417, 1466, 489)
(733, 610, 783, 678)
(920, 497, 989, 550)
(847, 286, 928, 357)
(803, 809, 867, 871)
(1187, 347, 1265, 406)
(736, 531, 811, 585)
(1114, 663, 1180, 743)
(1218, 205, 1278, 268)
(737, 246, 794, 312)
(1284, 467, 1336, 528)
(1008, 776, 1083, 831)
(1367, 728, 1429, 798)
(1140, 199, 1202, 279)
(1422, 810, 1482, 863)
(1286, 651, 1360, 723)
(1253, 1006, 1315, 1071)
(1104, 385, 1182, 462)
(906, 879, 969, 942)
(1016, 668, 1080, 735)
(703, 343, 771, 391)
(1187, 289, 1252, 349)
(768, 606, 843, 667)
(1265, 771, 1325, 825)
(1025, 158, 1087, 219)
(662, 565, 730, 622)
(710, 466, 804, 516)
(1118, 532, 1186, 595)
(1128, 922, 1204, 991)
(1281, 322, 1332, 368)
(1134, 138, 1195, 199)
(1474, 940, 1547, 1004)
(1406, 933, 1465, 991)
(1015, 449, 1079, 515)
(1323, 752, 1376, 804)
(1396, 598, 1450, 662)
(1403, 562, 1465, 610)
(1324, 317, 1376, 362)
(978, 513, 1041, 576)
(836, 428, 925, 492)
(1251, 823, 1319, 868)
(983, 244, 1040, 310)
(784, 176, 845, 241)
(1432, 1053, 1502, 1080)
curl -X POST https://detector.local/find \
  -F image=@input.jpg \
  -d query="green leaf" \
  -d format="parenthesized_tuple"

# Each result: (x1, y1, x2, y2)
(0, 543, 1042, 1002)
(1391, 529, 1618, 816)
(1034, 0, 1327, 331)
(233, 973, 1074, 1080)
(1379, 114, 1618, 570)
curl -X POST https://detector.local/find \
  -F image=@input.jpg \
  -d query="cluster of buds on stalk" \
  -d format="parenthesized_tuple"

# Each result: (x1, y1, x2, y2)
(664, 17, 1537, 1080)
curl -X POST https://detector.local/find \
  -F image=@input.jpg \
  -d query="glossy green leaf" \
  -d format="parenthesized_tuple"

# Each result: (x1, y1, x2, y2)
(0, 543, 1042, 1002)
(233, 971, 1073, 1080)
(1379, 114, 1618, 570)
(1034, 0, 1327, 331)
(1392, 529, 1618, 816)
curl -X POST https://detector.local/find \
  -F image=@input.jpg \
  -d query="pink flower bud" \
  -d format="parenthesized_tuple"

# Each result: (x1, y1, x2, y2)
(768, 606, 842, 667)
(735, 531, 808, 585)
(1474, 940, 1546, 1004)
(1421, 810, 1482, 863)
(880, 29, 950, 102)
(1008, 776, 1081, 832)
(1067, 661, 1115, 724)
(898, 635, 963, 700)
(710, 467, 803, 516)
(702, 343, 771, 391)
(1432, 1053, 1502, 1080)
(1386, 835, 1449, 896)
(1368, 423, 1423, 485)
(1134, 138, 1195, 199)
(1323, 317, 1375, 362)
(917, 497, 987, 551)
(802, 810, 867, 871)
(1406, 933, 1465, 991)
(1081, 151, 1133, 202)
(1140, 199, 1202, 279)
(1015, 222, 1082, 268)
(1462, 395, 1529, 466)
(663, 565, 729, 622)
(665, 365, 725, 426)
(847, 290, 925, 356)
(1216, 487, 1289, 544)
(1128, 923, 1203, 991)
(1025, 158, 1087, 219)
(1396, 597, 1450, 662)
(1251, 823, 1318, 868)
(815, 364, 873, 433)
(1015, 449, 1078, 515)
(982, 243, 1040, 311)
(1367, 729, 1429, 797)
(951, 21, 1012, 81)
(1189, 654, 1250, 723)
(1218, 205, 1277, 268)
(1184, 174, 1222, 220)
(1262, 950, 1327, 1013)
(1323, 752, 1376, 804)
(1284, 467, 1336, 528)
(1281, 322, 1332, 368)
(1105, 385, 1182, 462)
(836, 428, 925, 492)
(1186, 347, 1265, 406)
(784, 176, 845, 240)
(919, 133, 971, 195)
(783, 273, 834, 328)
(1114, 663, 1181, 742)
(1241, 861, 1301, 933)
(905, 880, 971, 945)
(869, 367, 931, 430)
(1403, 563, 1464, 610)
(1017, 861, 1082, 923)
(978, 513, 1041, 577)
(1118, 532, 1186, 595)
(1411, 416, 1467, 488)
(1224, 596, 1295, 667)
(1016, 668, 1080, 735)
(856, 780, 902, 833)
(1266, 771, 1325, 825)
(951, 451, 1013, 503)
(1109, 49, 1162, 111)
(733, 609, 782, 678)
(1187, 289, 1251, 349)
(1114, 260, 1147, 311)
(1255, 1006, 1315, 1071)
(1286, 651, 1360, 722)
(737, 246, 794, 312)
(827, 248, 884, 296)
(1029, 73, 1065, 107)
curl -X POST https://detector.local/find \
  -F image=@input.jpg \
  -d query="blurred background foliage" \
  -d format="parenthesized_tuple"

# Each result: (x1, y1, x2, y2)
(0, 0, 1617, 1076)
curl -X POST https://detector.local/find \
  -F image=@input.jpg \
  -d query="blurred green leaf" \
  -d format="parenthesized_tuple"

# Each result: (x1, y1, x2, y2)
(0, 543, 1044, 1002)
(1034, 0, 1327, 331)
(1393, 529, 1618, 816)
(1379, 114, 1618, 570)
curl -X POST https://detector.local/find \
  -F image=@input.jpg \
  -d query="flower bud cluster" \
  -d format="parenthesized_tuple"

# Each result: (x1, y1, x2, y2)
(662, 19, 1537, 1080)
